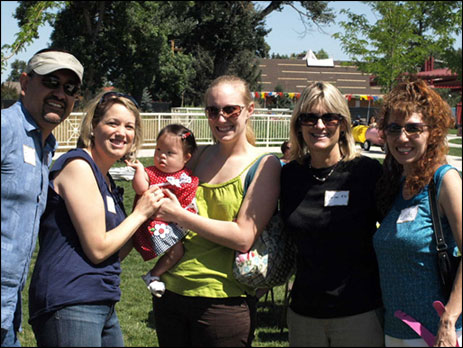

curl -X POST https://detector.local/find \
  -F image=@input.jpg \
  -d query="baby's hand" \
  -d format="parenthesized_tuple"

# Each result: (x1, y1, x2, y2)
(125, 159, 143, 171)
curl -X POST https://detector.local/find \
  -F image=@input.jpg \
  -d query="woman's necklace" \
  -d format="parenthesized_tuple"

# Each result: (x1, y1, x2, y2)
(309, 156, 344, 182)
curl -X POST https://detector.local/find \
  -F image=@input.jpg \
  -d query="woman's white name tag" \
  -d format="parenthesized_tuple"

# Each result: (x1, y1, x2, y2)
(324, 190, 349, 206)
(106, 195, 116, 214)
(397, 205, 419, 223)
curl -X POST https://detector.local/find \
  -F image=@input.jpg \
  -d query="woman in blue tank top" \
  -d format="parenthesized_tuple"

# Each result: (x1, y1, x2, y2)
(374, 80, 462, 347)
(28, 92, 163, 347)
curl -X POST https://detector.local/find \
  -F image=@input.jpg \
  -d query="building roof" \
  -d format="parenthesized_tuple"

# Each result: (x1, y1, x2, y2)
(257, 58, 384, 98)
(416, 68, 455, 78)
(416, 68, 461, 90)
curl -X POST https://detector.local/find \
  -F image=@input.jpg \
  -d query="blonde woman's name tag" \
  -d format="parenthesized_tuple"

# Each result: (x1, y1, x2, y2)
(324, 191, 349, 207)
(106, 195, 116, 214)
(397, 205, 419, 223)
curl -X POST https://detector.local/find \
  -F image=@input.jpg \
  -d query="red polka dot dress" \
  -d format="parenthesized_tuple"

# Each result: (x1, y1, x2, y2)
(132, 166, 199, 261)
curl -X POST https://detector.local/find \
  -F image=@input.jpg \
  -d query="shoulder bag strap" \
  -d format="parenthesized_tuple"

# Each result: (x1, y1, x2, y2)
(243, 154, 275, 197)
(428, 178, 447, 253)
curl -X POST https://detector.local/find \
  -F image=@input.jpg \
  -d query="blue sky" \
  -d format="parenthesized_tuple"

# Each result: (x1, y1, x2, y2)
(1, 1, 461, 83)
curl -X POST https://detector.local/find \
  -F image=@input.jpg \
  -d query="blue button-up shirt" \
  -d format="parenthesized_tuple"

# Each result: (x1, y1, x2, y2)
(1, 101, 57, 332)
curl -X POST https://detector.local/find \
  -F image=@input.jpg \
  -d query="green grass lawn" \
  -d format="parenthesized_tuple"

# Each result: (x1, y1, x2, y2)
(448, 146, 462, 157)
(18, 157, 291, 347)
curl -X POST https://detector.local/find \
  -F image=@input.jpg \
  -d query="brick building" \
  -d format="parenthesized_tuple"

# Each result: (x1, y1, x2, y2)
(256, 56, 384, 110)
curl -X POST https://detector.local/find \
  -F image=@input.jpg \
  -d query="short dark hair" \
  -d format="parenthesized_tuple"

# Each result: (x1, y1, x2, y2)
(157, 124, 197, 156)
(281, 140, 290, 153)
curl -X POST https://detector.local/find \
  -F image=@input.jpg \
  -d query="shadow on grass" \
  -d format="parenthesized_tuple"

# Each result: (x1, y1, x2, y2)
(143, 296, 157, 329)
(254, 299, 289, 346)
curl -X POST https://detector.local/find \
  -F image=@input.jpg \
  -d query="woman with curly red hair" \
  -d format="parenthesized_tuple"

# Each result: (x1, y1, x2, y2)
(373, 79, 462, 347)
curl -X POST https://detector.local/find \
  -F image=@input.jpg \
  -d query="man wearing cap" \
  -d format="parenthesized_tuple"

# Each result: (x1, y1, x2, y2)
(1, 48, 84, 347)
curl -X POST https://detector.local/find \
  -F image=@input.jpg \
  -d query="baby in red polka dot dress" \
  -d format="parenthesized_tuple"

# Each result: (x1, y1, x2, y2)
(126, 124, 198, 297)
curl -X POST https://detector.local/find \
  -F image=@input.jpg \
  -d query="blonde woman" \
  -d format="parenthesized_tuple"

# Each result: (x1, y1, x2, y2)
(28, 92, 162, 346)
(150, 75, 281, 346)
(280, 82, 384, 346)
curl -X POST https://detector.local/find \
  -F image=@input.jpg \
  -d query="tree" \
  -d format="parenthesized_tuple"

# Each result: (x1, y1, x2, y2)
(7, 60, 26, 81)
(315, 49, 329, 59)
(140, 87, 154, 112)
(333, 1, 462, 92)
(1, 83, 20, 100)
(11, 1, 336, 106)
(46, 1, 195, 104)
(1, 1, 65, 72)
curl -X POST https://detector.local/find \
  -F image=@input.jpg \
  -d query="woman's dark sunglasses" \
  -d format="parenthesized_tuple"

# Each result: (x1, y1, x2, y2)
(385, 123, 428, 136)
(31, 73, 80, 97)
(99, 92, 140, 109)
(205, 105, 244, 119)
(298, 113, 343, 127)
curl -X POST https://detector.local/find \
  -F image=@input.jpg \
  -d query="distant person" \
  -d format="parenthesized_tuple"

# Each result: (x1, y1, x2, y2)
(126, 124, 198, 298)
(374, 79, 462, 347)
(280, 81, 384, 346)
(369, 116, 377, 128)
(280, 140, 292, 165)
(28, 91, 162, 347)
(1, 48, 83, 347)
(150, 75, 281, 346)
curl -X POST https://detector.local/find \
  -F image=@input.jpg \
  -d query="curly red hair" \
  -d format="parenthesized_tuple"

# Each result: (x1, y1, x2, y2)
(376, 79, 455, 216)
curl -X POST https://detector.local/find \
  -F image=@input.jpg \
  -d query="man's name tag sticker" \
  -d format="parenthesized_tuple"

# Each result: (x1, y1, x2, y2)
(324, 190, 349, 206)
(23, 145, 36, 166)
(397, 205, 419, 223)
(107, 195, 116, 214)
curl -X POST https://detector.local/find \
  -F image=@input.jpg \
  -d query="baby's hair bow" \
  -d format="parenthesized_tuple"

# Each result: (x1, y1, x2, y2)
(181, 132, 191, 140)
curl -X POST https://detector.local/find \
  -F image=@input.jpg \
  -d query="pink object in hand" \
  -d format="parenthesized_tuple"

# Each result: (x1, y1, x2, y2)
(394, 301, 459, 347)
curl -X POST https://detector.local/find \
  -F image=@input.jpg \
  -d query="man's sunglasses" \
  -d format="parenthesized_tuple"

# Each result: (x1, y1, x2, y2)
(205, 105, 244, 120)
(31, 73, 80, 97)
(298, 113, 343, 127)
(385, 123, 429, 137)
(99, 92, 140, 109)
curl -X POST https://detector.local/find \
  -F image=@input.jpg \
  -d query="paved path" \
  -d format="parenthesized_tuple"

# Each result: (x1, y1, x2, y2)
(357, 134, 461, 172)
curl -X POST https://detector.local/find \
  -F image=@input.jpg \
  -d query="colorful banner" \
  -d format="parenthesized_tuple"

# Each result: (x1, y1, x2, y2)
(252, 92, 380, 101)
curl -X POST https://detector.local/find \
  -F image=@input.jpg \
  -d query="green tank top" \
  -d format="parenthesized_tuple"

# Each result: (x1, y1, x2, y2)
(162, 154, 263, 298)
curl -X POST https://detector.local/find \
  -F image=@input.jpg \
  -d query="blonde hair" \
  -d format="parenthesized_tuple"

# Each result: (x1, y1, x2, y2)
(77, 91, 143, 161)
(204, 75, 256, 145)
(289, 82, 358, 163)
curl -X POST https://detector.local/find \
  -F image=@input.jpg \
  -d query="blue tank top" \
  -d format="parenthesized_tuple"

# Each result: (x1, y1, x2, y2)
(28, 149, 127, 323)
(373, 164, 462, 339)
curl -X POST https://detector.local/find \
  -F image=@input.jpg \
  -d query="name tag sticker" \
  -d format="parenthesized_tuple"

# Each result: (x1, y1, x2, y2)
(397, 205, 419, 223)
(106, 195, 116, 214)
(23, 145, 36, 166)
(324, 190, 349, 207)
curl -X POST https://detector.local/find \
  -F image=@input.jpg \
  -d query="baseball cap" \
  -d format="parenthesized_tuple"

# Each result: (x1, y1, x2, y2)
(25, 51, 84, 83)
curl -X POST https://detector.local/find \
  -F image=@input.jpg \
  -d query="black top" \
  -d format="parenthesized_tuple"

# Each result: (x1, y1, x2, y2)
(280, 155, 383, 318)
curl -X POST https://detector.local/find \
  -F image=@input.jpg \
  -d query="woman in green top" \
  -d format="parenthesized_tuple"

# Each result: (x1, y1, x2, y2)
(150, 75, 281, 346)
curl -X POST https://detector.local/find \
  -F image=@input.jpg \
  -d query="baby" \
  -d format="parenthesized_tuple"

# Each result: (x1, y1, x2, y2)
(126, 124, 198, 297)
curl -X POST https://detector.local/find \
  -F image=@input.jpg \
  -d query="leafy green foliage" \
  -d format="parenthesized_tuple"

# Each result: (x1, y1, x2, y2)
(7, 1, 338, 106)
(7, 59, 27, 81)
(333, 1, 462, 92)
(1, 83, 20, 100)
(1, 1, 66, 72)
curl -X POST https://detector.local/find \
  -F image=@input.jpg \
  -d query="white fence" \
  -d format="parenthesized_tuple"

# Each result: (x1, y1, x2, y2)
(53, 110, 293, 153)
